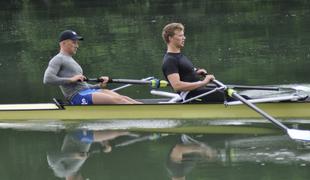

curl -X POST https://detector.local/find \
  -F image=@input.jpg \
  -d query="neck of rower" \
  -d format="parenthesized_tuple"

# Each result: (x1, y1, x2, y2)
(60, 48, 72, 56)
(167, 44, 181, 53)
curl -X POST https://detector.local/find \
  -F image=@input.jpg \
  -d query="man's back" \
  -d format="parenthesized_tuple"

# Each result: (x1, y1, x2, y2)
(43, 53, 91, 100)
(162, 52, 199, 83)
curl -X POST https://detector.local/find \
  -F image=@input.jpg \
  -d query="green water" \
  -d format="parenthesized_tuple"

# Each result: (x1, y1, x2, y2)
(1, 1, 310, 179)
(0, 0, 310, 103)
(0, 129, 309, 180)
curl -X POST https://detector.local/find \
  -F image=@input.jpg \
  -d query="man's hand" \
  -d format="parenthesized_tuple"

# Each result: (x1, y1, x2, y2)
(98, 76, 110, 83)
(70, 74, 86, 83)
(201, 74, 215, 85)
(98, 76, 110, 88)
(196, 68, 207, 76)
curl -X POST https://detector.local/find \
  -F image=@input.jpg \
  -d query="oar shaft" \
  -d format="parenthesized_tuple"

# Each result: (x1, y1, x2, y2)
(229, 85, 279, 91)
(85, 78, 153, 84)
(87, 77, 279, 91)
(109, 79, 151, 85)
(112, 77, 154, 92)
(206, 84, 279, 91)
(212, 79, 288, 131)
(85, 78, 169, 88)
(231, 91, 288, 131)
(201, 73, 279, 90)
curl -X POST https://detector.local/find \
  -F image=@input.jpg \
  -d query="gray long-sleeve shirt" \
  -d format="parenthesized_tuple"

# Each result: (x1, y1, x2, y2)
(43, 53, 99, 100)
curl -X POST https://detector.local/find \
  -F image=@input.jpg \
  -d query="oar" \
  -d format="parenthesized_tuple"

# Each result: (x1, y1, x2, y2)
(86, 77, 281, 91)
(213, 79, 310, 142)
(114, 133, 167, 147)
(206, 84, 280, 91)
(112, 77, 154, 91)
(85, 78, 169, 88)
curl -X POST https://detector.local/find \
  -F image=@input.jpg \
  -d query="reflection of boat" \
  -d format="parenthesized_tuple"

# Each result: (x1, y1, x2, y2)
(165, 134, 310, 180)
(0, 101, 310, 121)
(177, 134, 310, 166)
(221, 135, 310, 165)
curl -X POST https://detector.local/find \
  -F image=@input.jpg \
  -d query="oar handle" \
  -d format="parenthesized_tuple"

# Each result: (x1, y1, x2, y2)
(84, 78, 102, 82)
(85, 78, 129, 84)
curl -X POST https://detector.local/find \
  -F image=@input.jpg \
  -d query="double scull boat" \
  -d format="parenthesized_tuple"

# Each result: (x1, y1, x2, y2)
(0, 78, 309, 121)
(0, 98, 309, 121)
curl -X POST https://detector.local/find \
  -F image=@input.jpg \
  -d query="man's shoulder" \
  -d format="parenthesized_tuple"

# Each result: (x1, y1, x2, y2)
(50, 53, 63, 60)
(163, 53, 179, 62)
(50, 53, 73, 63)
(48, 53, 66, 66)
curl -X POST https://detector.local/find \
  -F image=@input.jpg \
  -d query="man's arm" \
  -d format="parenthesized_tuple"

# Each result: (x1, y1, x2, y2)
(167, 73, 214, 92)
(43, 58, 85, 85)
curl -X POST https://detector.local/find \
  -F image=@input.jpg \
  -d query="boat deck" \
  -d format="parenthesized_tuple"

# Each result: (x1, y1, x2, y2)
(0, 102, 309, 121)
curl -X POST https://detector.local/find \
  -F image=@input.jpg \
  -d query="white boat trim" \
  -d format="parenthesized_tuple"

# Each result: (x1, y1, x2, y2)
(0, 103, 60, 110)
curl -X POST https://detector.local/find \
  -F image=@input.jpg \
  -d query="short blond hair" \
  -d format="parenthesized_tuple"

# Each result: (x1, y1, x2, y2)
(162, 23, 184, 44)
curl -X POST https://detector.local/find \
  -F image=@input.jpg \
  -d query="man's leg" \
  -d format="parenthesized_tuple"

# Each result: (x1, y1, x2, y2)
(92, 90, 141, 104)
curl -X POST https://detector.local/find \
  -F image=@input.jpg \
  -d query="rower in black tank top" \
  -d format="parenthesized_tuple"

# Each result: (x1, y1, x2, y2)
(162, 53, 229, 103)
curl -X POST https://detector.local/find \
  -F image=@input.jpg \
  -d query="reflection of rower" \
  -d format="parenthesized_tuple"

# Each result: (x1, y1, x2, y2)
(166, 134, 218, 180)
(166, 134, 310, 179)
(47, 130, 133, 180)
(222, 135, 310, 165)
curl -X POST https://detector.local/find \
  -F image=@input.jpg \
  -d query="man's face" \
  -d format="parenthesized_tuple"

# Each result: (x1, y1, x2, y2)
(169, 30, 185, 49)
(62, 39, 79, 55)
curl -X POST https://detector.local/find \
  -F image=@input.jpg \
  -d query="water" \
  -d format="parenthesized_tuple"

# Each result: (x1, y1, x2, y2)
(1, 1, 310, 179)
(0, 0, 310, 103)
(1, 128, 310, 180)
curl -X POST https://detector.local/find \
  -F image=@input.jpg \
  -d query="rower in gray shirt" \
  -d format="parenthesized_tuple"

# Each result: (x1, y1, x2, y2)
(44, 52, 100, 101)
(43, 30, 141, 105)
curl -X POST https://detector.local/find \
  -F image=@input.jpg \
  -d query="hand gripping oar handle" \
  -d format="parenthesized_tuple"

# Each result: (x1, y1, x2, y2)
(84, 78, 102, 83)
(212, 79, 310, 141)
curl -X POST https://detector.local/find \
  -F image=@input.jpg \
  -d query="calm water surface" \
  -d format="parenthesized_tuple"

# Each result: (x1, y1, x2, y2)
(0, 127, 310, 180)
(1, 1, 310, 179)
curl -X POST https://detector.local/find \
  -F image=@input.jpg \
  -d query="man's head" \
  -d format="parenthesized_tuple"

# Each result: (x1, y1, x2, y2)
(59, 30, 83, 42)
(162, 23, 185, 49)
(59, 30, 83, 55)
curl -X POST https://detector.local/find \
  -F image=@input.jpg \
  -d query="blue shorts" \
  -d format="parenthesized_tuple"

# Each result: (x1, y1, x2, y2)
(70, 88, 101, 105)
(73, 130, 94, 144)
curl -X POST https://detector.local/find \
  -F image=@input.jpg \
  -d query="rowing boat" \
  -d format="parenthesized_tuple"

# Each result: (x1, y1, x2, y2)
(0, 100, 309, 121)
(1, 79, 309, 120)
(2, 77, 310, 139)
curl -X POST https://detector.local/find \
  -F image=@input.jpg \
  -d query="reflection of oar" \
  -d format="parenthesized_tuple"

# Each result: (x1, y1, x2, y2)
(115, 133, 167, 147)
(86, 78, 169, 88)
(213, 79, 310, 142)
(181, 134, 203, 145)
